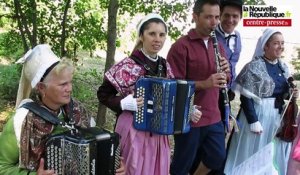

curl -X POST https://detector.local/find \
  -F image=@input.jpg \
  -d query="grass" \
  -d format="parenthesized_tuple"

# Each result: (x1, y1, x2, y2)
(0, 56, 16, 131)
(0, 100, 14, 131)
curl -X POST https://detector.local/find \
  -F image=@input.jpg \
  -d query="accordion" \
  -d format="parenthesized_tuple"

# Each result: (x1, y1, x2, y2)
(45, 127, 120, 175)
(134, 77, 195, 135)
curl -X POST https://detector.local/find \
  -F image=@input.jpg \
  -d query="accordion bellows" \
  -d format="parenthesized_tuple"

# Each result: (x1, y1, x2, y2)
(45, 127, 120, 175)
(134, 77, 195, 135)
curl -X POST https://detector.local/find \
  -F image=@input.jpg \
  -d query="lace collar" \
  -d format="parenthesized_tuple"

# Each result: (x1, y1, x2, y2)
(141, 48, 159, 62)
(263, 56, 278, 65)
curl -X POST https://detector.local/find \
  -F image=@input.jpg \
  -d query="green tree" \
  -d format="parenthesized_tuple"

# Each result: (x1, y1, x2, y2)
(1, 0, 197, 126)
(291, 47, 300, 78)
(2, 0, 107, 57)
(244, 0, 265, 5)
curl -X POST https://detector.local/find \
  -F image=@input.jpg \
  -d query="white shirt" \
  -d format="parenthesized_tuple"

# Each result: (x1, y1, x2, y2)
(217, 24, 237, 52)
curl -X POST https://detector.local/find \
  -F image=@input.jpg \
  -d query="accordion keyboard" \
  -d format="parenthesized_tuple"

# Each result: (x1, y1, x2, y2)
(46, 144, 63, 174)
(135, 86, 145, 124)
(114, 143, 121, 170)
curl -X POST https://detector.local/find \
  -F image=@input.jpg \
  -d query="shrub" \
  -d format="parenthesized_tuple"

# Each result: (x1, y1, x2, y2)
(293, 73, 300, 80)
(72, 67, 103, 116)
(0, 31, 24, 61)
(0, 64, 21, 102)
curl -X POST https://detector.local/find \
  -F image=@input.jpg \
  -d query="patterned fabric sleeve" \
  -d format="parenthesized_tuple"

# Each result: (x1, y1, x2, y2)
(105, 58, 145, 96)
(65, 99, 91, 128)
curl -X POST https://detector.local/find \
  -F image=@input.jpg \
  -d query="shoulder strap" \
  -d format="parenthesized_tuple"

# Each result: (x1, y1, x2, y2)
(68, 98, 75, 124)
(62, 98, 75, 125)
(130, 55, 165, 77)
(20, 102, 61, 125)
(158, 56, 167, 77)
(130, 55, 156, 75)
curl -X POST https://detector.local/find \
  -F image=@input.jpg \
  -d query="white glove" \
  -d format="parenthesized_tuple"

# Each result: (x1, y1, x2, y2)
(90, 117, 96, 127)
(250, 121, 263, 133)
(191, 105, 202, 123)
(120, 94, 138, 111)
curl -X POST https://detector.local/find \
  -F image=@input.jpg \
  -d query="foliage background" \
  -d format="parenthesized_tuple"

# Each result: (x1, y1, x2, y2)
(1, 0, 300, 132)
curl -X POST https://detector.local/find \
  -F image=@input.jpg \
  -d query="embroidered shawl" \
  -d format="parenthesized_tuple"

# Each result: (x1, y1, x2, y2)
(18, 99, 90, 170)
(234, 56, 289, 103)
(105, 54, 174, 96)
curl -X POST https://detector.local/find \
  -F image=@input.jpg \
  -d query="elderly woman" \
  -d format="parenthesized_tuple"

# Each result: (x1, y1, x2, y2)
(0, 44, 125, 175)
(224, 28, 298, 175)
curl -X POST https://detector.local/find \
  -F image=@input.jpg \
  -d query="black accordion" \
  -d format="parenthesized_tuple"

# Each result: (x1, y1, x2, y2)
(134, 77, 195, 135)
(45, 127, 120, 175)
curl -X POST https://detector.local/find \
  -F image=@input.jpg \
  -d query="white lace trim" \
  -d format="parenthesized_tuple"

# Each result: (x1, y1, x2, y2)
(263, 56, 278, 65)
(141, 48, 158, 62)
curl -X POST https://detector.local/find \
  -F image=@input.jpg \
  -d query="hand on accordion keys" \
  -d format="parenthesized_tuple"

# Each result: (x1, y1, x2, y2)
(116, 157, 126, 175)
(120, 94, 143, 111)
(37, 158, 56, 175)
(191, 105, 202, 123)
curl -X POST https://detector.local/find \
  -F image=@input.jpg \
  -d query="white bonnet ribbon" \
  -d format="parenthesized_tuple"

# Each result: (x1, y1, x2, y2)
(16, 49, 33, 64)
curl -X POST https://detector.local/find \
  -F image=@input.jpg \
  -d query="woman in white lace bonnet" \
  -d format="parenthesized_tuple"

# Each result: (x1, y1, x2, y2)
(224, 28, 298, 175)
(0, 44, 125, 175)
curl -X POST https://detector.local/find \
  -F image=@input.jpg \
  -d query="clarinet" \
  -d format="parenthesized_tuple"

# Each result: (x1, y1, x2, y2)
(210, 30, 230, 132)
